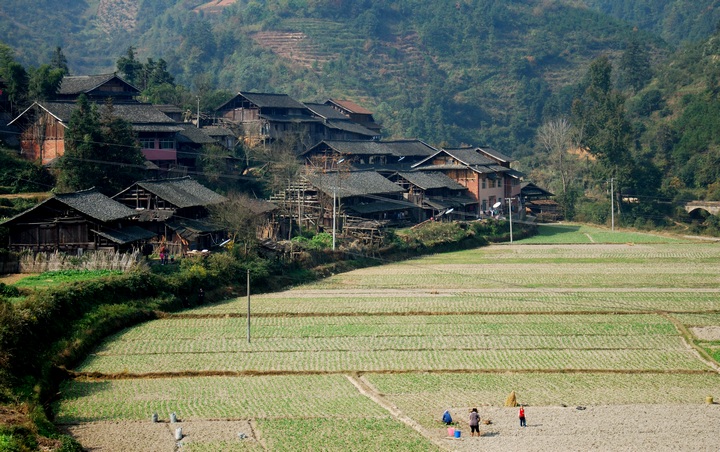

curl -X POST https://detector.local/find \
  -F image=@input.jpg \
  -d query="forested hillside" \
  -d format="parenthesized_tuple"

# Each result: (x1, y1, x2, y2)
(0, 0, 669, 150)
(579, 0, 720, 45)
(2, 0, 720, 232)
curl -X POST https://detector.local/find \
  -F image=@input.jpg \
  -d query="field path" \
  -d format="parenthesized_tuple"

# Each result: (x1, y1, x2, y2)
(663, 313, 720, 373)
(346, 373, 451, 451)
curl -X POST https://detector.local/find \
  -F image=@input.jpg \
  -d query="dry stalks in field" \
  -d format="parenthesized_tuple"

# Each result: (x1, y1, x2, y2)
(505, 390, 517, 407)
(18, 250, 143, 273)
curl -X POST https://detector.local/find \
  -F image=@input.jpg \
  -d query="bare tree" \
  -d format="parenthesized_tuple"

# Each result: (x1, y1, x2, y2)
(208, 192, 270, 254)
(537, 117, 576, 197)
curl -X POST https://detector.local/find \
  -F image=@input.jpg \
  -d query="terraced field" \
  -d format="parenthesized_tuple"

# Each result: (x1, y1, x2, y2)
(56, 226, 720, 451)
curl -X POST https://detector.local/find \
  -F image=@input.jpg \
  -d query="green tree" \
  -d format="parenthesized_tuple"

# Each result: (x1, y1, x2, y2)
(57, 95, 146, 194)
(619, 36, 652, 92)
(27, 64, 64, 101)
(0, 44, 28, 113)
(50, 46, 69, 74)
(116, 46, 143, 87)
(571, 56, 633, 174)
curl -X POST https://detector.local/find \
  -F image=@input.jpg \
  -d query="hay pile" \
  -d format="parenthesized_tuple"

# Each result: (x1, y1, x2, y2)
(505, 391, 517, 407)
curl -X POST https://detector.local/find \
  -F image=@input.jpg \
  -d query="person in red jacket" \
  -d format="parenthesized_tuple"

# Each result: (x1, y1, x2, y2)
(519, 405, 526, 427)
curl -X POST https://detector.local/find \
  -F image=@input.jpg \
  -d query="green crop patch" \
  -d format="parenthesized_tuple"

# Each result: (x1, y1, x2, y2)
(55, 375, 386, 423)
(258, 418, 438, 452)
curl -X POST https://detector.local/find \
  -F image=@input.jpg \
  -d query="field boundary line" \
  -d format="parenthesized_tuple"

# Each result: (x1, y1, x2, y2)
(346, 373, 450, 451)
(66, 368, 715, 381)
(662, 313, 720, 373)
(158, 309, 720, 319)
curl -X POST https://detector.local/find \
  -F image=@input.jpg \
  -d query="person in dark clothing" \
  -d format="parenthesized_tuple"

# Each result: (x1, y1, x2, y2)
(469, 408, 480, 436)
(442, 409, 453, 425)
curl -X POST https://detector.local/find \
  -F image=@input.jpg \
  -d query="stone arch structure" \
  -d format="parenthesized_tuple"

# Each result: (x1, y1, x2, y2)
(685, 201, 720, 216)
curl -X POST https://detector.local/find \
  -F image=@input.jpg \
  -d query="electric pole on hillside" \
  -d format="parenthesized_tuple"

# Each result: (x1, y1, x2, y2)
(247, 268, 251, 343)
(610, 177, 615, 231)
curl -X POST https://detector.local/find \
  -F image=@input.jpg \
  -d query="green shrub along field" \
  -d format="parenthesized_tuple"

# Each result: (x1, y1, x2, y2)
(54, 225, 720, 451)
(12, 269, 123, 289)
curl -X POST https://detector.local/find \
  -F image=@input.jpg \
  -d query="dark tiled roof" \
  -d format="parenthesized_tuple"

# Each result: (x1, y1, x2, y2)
(34, 101, 181, 129)
(259, 113, 320, 123)
(1, 188, 137, 226)
(133, 124, 184, 132)
(203, 126, 234, 137)
(396, 171, 466, 191)
(304, 102, 349, 120)
(134, 177, 227, 208)
(93, 225, 156, 244)
(55, 189, 138, 221)
(243, 92, 307, 109)
(177, 124, 216, 144)
(324, 120, 377, 137)
(307, 171, 405, 198)
(442, 147, 498, 165)
(423, 196, 479, 209)
(154, 104, 184, 114)
(506, 169, 526, 179)
(412, 147, 517, 176)
(326, 99, 373, 115)
(58, 74, 138, 95)
(166, 218, 224, 240)
(346, 201, 409, 214)
(303, 140, 437, 158)
(217, 92, 308, 111)
(476, 146, 513, 163)
(521, 182, 554, 197)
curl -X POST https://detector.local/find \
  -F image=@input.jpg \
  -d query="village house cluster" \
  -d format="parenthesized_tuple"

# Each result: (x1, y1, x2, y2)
(2, 73, 556, 253)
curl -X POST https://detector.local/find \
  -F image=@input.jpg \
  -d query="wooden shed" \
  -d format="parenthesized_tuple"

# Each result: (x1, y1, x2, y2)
(1, 188, 154, 252)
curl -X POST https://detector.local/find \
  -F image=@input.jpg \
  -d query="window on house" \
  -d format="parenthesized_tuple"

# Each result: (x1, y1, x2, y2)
(159, 139, 175, 149)
(482, 179, 486, 189)
(140, 138, 155, 149)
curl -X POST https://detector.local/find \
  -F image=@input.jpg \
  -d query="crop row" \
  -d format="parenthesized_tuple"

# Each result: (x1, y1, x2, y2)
(254, 418, 435, 452)
(55, 374, 386, 423)
(94, 333, 682, 356)
(194, 290, 720, 315)
(77, 348, 707, 374)
(103, 314, 678, 341)
(305, 263, 720, 290)
(426, 242, 716, 263)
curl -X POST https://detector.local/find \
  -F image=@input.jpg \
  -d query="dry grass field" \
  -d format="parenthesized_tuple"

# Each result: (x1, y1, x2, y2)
(55, 225, 720, 451)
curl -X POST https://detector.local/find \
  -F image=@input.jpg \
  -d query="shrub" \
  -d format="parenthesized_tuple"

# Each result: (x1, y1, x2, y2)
(0, 284, 19, 298)
(0, 433, 21, 452)
(401, 221, 467, 247)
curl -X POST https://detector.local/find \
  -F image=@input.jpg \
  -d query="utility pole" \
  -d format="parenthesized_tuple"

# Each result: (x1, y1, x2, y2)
(196, 96, 200, 128)
(610, 177, 615, 231)
(246, 268, 251, 343)
(507, 197, 513, 243)
(332, 187, 337, 250)
(332, 159, 345, 251)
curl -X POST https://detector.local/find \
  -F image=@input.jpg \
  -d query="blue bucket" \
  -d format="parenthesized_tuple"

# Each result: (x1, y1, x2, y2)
(454, 430, 461, 438)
